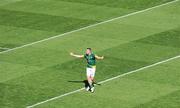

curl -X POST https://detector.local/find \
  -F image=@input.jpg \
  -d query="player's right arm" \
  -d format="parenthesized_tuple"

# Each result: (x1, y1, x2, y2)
(70, 52, 84, 58)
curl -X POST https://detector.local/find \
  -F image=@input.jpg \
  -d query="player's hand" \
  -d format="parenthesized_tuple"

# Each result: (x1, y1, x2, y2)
(101, 56, 104, 59)
(70, 52, 74, 56)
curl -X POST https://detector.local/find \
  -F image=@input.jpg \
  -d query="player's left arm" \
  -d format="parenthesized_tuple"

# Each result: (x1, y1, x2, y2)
(95, 55, 104, 60)
(70, 52, 84, 58)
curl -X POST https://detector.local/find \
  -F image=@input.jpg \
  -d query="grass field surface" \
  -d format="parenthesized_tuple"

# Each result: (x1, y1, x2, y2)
(0, 0, 180, 108)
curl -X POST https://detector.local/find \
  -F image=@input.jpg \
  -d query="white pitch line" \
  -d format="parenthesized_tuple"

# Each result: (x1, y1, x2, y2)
(27, 54, 180, 108)
(25, 0, 180, 108)
(0, 0, 179, 55)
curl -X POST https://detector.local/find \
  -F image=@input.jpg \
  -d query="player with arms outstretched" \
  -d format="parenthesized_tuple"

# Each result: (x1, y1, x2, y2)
(70, 48, 104, 93)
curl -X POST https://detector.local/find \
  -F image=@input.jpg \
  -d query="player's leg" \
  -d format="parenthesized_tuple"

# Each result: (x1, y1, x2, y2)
(87, 76, 93, 89)
(91, 67, 96, 83)
(91, 68, 96, 84)
(86, 68, 92, 91)
(89, 68, 96, 93)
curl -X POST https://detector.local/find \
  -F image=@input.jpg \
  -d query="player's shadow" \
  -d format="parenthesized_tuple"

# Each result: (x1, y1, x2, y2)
(68, 80, 89, 88)
(68, 80, 101, 88)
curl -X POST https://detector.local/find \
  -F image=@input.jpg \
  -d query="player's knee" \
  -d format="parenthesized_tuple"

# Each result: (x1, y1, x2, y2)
(87, 76, 91, 80)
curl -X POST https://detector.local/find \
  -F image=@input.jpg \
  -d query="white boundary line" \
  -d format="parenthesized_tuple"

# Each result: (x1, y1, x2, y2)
(0, 0, 179, 55)
(27, 55, 180, 108)
(26, 0, 180, 107)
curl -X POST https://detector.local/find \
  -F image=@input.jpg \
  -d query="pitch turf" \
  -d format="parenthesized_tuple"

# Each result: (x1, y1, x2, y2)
(0, 0, 180, 108)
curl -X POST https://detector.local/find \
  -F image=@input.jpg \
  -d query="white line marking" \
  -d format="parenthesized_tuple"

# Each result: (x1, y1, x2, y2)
(0, 0, 179, 55)
(0, 47, 10, 50)
(26, 0, 180, 107)
(27, 55, 180, 108)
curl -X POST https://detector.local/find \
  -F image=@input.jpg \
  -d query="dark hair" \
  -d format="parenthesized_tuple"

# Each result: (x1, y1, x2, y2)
(87, 48, 92, 50)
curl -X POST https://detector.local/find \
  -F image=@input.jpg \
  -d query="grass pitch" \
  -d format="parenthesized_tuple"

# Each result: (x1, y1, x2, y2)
(0, 0, 180, 108)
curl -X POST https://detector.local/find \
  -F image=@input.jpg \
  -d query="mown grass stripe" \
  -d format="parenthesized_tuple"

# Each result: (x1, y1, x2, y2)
(58, 0, 174, 10)
(27, 54, 180, 108)
(0, 47, 10, 50)
(135, 27, 180, 48)
(0, 0, 178, 55)
(0, 9, 98, 33)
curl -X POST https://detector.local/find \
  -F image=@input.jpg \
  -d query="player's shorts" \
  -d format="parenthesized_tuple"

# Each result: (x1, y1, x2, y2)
(86, 67, 96, 77)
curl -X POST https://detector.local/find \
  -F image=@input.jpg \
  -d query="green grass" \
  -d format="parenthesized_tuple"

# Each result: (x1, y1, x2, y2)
(0, 0, 180, 108)
(0, 9, 98, 33)
(57, 0, 173, 10)
(136, 27, 180, 48)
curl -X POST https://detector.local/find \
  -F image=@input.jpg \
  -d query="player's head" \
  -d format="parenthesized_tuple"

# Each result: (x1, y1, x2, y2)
(86, 48, 92, 54)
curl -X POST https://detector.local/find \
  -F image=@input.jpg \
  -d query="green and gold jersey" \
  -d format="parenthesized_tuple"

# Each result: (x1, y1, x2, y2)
(84, 53, 96, 68)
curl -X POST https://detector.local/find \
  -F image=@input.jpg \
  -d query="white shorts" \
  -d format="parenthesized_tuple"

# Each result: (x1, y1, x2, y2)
(86, 67, 96, 78)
